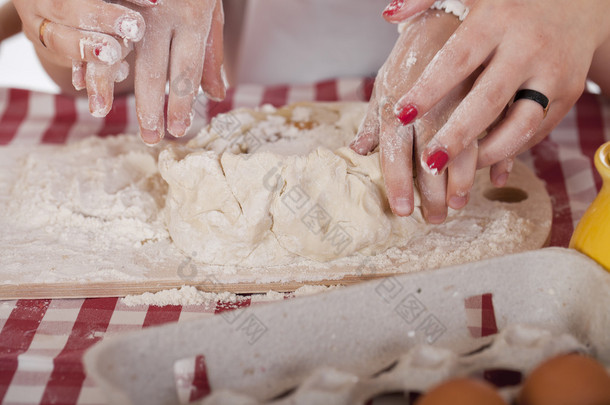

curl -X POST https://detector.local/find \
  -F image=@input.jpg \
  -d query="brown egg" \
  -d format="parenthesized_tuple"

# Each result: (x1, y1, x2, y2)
(415, 377, 507, 405)
(518, 353, 610, 405)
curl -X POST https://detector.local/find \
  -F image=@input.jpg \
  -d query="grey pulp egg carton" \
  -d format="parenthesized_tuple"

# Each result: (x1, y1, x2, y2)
(84, 248, 610, 404)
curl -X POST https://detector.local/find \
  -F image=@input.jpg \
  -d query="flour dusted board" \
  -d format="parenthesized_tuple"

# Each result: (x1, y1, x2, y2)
(0, 103, 552, 299)
(0, 157, 551, 299)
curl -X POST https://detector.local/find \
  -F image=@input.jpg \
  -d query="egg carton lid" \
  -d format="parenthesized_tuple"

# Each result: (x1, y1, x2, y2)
(84, 247, 610, 405)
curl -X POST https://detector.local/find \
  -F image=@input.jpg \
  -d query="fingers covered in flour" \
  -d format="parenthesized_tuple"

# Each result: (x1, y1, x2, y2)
(130, 0, 219, 144)
(38, 20, 129, 67)
(413, 119, 447, 223)
(200, 0, 226, 102)
(167, 28, 206, 137)
(351, 95, 381, 155)
(134, 19, 171, 144)
(380, 102, 415, 217)
(447, 141, 477, 209)
(359, 9, 467, 218)
(86, 63, 116, 117)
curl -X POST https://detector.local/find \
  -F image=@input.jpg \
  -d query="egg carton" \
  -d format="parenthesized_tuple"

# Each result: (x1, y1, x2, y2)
(84, 248, 610, 405)
(198, 325, 586, 404)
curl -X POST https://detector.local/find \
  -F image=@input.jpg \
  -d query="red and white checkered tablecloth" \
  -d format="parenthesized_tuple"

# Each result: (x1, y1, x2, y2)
(0, 78, 609, 404)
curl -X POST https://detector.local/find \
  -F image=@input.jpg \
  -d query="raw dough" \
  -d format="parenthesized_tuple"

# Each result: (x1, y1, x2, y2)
(159, 103, 424, 266)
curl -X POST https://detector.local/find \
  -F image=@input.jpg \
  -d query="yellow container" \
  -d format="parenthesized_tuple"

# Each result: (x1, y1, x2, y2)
(570, 142, 610, 271)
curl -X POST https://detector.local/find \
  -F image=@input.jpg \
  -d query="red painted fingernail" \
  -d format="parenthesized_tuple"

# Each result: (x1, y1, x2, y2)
(149, 0, 157, 3)
(395, 104, 418, 125)
(426, 149, 449, 174)
(383, 0, 405, 17)
(94, 46, 101, 57)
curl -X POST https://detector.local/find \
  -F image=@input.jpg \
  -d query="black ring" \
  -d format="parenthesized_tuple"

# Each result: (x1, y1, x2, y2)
(513, 89, 550, 118)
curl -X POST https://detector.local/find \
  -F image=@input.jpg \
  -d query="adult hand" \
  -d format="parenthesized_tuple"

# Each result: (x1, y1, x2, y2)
(383, 0, 610, 186)
(13, 0, 155, 116)
(126, 0, 226, 144)
(351, 11, 479, 223)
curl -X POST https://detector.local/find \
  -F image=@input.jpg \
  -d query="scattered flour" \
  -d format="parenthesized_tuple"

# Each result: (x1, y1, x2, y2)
(79, 37, 120, 64)
(122, 286, 243, 307)
(250, 290, 287, 303)
(5, 135, 168, 251)
(123, 285, 342, 307)
(0, 135, 174, 285)
(404, 51, 418, 69)
(117, 17, 142, 41)
(293, 285, 341, 297)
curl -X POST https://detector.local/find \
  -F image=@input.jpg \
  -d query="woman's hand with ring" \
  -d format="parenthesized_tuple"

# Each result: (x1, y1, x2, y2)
(13, 0, 155, 116)
(351, 10, 479, 223)
(383, 0, 610, 186)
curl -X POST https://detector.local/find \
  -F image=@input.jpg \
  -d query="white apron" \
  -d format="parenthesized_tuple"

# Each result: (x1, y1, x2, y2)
(224, 0, 398, 85)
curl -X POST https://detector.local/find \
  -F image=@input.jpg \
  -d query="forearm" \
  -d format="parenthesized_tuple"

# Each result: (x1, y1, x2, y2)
(589, 35, 610, 96)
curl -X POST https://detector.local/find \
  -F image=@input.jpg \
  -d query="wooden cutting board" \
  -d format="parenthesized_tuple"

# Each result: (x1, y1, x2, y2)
(0, 153, 552, 299)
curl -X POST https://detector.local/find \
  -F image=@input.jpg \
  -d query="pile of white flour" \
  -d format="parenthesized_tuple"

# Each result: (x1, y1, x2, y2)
(7, 136, 168, 250)
(0, 136, 175, 284)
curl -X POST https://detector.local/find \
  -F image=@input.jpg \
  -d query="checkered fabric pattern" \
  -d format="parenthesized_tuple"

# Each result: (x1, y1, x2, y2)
(465, 293, 498, 338)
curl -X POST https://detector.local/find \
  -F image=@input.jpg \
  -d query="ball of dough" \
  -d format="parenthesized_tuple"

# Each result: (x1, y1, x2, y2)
(159, 102, 423, 266)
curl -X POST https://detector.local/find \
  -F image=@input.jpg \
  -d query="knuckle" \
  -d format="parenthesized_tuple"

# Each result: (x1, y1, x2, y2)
(483, 82, 512, 112)
(523, 113, 541, 134)
(450, 170, 475, 192)
(543, 60, 566, 82)
(529, 30, 551, 53)
(48, 0, 66, 20)
(516, 120, 539, 145)
(478, 149, 497, 167)
(442, 45, 473, 77)
(455, 49, 472, 72)
(447, 123, 470, 148)
(566, 80, 586, 101)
